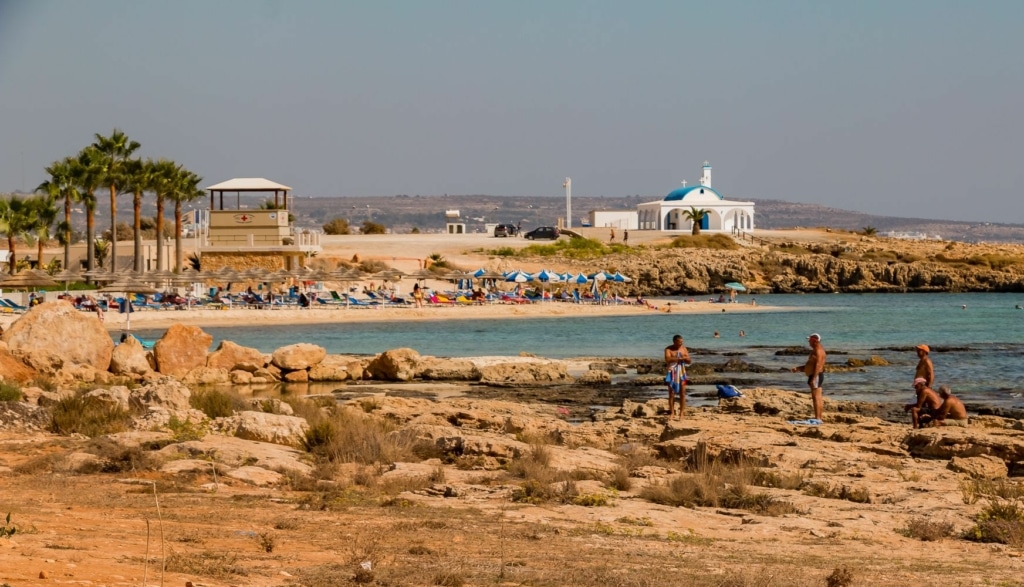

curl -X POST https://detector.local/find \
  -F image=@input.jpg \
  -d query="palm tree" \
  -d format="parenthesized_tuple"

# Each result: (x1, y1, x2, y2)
(0, 195, 33, 275)
(73, 147, 104, 274)
(124, 158, 154, 272)
(39, 157, 79, 272)
(92, 129, 141, 272)
(28, 194, 59, 269)
(149, 159, 180, 272)
(169, 168, 203, 272)
(682, 207, 709, 236)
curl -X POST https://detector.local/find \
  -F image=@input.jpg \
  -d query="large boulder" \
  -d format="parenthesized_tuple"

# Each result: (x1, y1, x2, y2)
(1, 301, 114, 371)
(214, 411, 309, 447)
(207, 340, 265, 372)
(153, 324, 212, 378)
(110, 336, 154, 376)
(181, 366, 231, 386)
(309, 355, 360, 382)
(948, 455, 1008, 479)
(367, 348, 421, 381)
(271, 343, 326, 371)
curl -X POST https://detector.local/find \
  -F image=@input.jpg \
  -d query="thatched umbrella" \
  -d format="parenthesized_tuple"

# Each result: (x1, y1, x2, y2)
(51, 268, 83, 293)
(0, 269, 60, 290)
(99, 276, 159, 331)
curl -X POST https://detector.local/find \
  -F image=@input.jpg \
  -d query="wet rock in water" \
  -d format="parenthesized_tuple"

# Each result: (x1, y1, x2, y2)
(417, 357, 480, 381)
(367, 348, 421, 381)
(876, 345, 973, 353)
(715, 358, 773, 373)
(2, 301, 114, 371)
(154, 324, 213, 378)
(282, 369, 309, 383)
(577, 370, 611, 385)
(775, 347, 809, 356)
(477, 362, 574, 386)
(271, 343, 327, 371)
(845, 356, 890, 367)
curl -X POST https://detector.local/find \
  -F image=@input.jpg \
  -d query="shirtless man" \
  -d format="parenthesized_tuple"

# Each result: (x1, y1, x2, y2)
(914, 344, 934, 387)
(664, 335, 691, 420)
(931, 385, 968, 427)
(905, 378, 942, 428)
(791, 333, 826, 421)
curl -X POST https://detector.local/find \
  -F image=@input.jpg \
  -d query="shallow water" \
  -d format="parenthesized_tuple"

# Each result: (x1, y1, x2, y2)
(130, 292, 1024, 409)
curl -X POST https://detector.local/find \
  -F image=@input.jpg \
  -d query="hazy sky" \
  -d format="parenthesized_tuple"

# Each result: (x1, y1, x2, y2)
(1, 0, 1022, 223)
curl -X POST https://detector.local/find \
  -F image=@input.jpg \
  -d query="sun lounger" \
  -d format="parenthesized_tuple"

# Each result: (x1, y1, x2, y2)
(0, 298, 26, 312)
(500, 294, 530, 304)
(347, 296, 377, 307)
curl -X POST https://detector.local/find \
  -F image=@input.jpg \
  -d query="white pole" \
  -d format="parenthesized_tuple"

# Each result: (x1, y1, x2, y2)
(563, 178, 572, 229)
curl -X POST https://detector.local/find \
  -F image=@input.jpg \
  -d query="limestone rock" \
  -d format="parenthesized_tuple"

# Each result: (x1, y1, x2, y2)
(478, 361, 574, 386)
(64, 452, 102, 473)
(160, 459, 229, 475)
(282, 369, 309, 383)
(207, 340, 265, 372)
(904, 428, 1024, 466)
(225, 466, 285, 486)
(130, 377, 192, 412)
(110, 336, 154, 376)
(157, 435, 312, 475)
(246, 398, 294, 415)
(948, 455, 1008, 479)
(85, 386, 131, 410)
(54, 363, 112, 386)
(181, 366, 230, 386)
(154, 324, 212, 378)
(416, 357, 480, 381)
(0, 345, 37, 383)
(367, 348, 421, 381)
(271, 343, 326, 371)
(1, 301, 113, 371)
(215, 411, 309, 447)
(577, 370, 611, 385)
(230, 369, 253, 384)
(12, 348, 64, 375)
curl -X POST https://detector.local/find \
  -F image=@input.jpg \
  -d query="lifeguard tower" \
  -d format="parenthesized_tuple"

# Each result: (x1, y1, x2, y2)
(200, 177, 321, 271)
(446, 209, 466, 235)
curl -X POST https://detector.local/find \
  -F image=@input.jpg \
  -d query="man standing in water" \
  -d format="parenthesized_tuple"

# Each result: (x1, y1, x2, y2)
(791, 333, 826, 422)
(915, 344, 934, 387)
(664, 335, 691, 420)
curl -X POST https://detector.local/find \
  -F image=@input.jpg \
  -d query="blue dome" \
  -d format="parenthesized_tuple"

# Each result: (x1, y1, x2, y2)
(664, 186, 723, 201)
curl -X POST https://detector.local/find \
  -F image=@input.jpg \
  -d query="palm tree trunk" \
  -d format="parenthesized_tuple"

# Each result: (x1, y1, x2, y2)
(7, 236, 15, 275)
(109, 184, 117, 272)
(86, 208, 95, 274)
(37, 236, 45, 269)
(133, 191, 142, 272)
(63, 197, 71, 272)
(155, 195, 165, 271)
(174, 201, 183, 272)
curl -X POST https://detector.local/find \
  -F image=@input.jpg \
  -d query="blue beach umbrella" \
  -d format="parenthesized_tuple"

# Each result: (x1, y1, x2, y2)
(535, 269, 561, 283)
(570, 272, 589, 284)
(505, 270, 533, 283)
(473, 268, 488, 278)
(613, 272, 633, 283)
(724, 282, 746, 291)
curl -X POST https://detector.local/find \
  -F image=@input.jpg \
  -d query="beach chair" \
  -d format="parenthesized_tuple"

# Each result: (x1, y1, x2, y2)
(0, 298, 26, 312)
(329, 290, 345, 303)
(347, 296, 377, 307)
(500, 294, 530, 305)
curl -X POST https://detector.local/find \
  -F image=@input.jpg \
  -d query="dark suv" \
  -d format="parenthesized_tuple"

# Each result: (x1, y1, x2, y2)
(494, 223, 517, 237)
(523, 226, 559, 240)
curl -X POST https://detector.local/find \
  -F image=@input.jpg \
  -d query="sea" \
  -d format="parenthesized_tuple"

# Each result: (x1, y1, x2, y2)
(130, 293, 1024, 411)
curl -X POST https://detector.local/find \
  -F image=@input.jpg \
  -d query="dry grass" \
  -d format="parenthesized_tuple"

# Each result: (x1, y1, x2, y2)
(803, 481, 871, 504)
(0, 382, 23, 402)
(899, 517, 956, 541)
(189, 388, 247, 419)
(300, 402, 420, 465)
(668, 233, 740, 250)
(49, 394, 134, 437)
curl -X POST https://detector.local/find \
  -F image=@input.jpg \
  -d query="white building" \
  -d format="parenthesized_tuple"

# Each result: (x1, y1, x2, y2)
(589, 210, 639, 230)
(636, 162, 755, 233)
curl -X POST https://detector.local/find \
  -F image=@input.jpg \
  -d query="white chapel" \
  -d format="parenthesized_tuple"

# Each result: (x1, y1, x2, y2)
(636, 162, 755, 233)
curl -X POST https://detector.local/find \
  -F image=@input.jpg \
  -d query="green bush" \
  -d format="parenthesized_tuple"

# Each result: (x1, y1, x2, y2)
(0, 383, 22, 402)
(360, 220, 387, 234)
(50, 395, 133, 437)
(322, 217, 351, 235)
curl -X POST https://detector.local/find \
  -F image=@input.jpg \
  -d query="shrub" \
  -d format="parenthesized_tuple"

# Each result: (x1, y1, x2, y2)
(189, 388, 245, 419)
(491, 247, 515, 257)
(360, 220, 386, 235)
(899, 517, 956, 541)
(50, 395, 133, 437)
(607, 466, 632, 491)
(826, 566, 855, 587)
(0, 383, 22, 402)
(357, 259, 389, 273)
(300, 406, 415, 465)
(668, 234, 739, 250)
(322, 217, 351, 235)
(166, 415, 209, 442)
(963, 500, 1024, 547)
(803, 481, 871, 503)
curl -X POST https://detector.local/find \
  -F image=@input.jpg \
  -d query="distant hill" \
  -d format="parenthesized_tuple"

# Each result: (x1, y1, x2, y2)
(288, 195, 1024, 243)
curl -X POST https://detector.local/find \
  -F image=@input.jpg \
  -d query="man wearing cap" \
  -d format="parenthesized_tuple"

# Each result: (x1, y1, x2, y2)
(791, 333, 826, 421)
(905, 378, 942, 428)
(914, 344, 934, 388)
(931, 385, 968, 427)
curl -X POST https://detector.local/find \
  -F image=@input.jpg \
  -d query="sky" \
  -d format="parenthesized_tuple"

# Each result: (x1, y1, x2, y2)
(0, 0, 1022, 223)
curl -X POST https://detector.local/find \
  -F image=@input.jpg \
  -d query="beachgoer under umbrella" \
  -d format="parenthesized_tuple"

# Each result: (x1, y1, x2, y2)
(664, 335, 691, 420)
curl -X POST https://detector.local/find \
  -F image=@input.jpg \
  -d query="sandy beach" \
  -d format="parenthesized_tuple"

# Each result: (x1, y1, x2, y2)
(0, 298, 778, 331)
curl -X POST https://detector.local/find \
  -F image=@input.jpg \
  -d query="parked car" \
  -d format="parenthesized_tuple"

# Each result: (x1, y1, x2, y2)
(493, 223, 517, 237)
(523, 226, 560, 240)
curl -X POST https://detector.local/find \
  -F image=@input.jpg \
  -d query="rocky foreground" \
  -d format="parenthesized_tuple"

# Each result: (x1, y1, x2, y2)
(1, 302, 1023, 585)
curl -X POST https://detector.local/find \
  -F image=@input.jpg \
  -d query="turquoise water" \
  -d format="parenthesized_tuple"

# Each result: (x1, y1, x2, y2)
(130, 293, 1024, 409)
